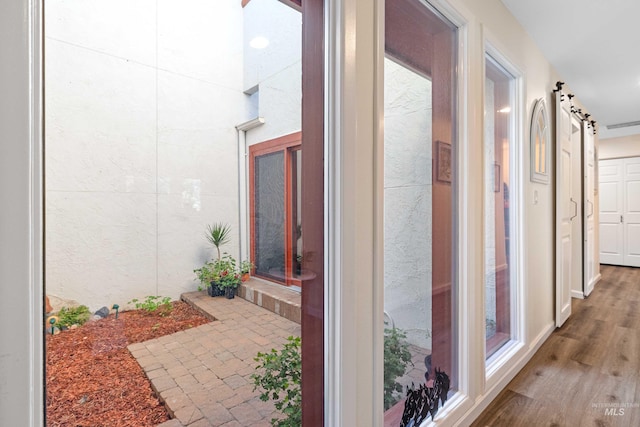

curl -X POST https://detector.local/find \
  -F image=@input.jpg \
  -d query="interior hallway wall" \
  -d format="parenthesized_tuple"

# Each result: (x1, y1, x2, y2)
(599, 134, 640, 159)
(459, 0, 560, 346)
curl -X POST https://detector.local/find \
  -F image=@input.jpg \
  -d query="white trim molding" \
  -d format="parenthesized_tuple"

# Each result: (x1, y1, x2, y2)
(0, 0, 44, 425)
(324, 0, 381, 424)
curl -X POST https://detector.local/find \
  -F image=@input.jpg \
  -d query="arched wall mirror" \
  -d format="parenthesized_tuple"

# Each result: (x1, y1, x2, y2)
(531, 98, 550, 183)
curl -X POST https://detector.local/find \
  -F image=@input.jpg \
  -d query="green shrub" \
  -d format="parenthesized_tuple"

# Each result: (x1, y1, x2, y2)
(128, 296, 172, 316)
(251, 336, 301, 427)
(57, 305, 91, 328)
(384, 327, 413, 410)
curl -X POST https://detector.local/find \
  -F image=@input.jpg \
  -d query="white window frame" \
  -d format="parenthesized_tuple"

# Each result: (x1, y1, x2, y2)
(482, 38, 527, 391)
(0, 0, 45, 426)
(324, 0, 474, 425)
(4, 0, 544, 426)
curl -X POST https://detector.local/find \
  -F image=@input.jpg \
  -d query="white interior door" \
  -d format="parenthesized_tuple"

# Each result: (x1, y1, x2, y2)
(599, 159, 625, 264)
(555, 91, 573, 327)
(623, 158, 640, 267)
(583, 124, 597, 296)
(570, 117, 583, 298)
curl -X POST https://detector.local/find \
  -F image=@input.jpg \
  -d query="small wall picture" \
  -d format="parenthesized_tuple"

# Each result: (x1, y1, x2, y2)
(436, 141, 452, 183)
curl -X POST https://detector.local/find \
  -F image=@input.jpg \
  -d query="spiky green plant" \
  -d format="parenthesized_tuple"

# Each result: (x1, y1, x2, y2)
(205, 223, 231, 260)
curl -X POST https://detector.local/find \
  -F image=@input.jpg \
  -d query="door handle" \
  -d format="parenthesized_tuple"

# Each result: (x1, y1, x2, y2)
(570, 198, 578, 220)
(621, 215, 624, 224)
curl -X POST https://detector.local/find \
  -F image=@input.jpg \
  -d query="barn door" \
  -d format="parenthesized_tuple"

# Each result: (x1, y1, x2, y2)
(583, 123, 597, 296)
(555, 91, 574, 327)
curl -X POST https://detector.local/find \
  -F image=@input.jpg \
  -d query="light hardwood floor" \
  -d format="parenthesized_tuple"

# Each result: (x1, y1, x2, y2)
(472, 265, 640, 427)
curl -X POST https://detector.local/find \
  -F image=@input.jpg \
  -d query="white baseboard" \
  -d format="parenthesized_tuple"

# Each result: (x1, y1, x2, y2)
(584, 273, 602, 297)
(454, 322, 555, 426)
(571, 290, 585, 299)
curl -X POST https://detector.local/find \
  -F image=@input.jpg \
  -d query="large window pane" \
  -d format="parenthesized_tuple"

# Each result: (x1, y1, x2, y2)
(383, 0, 458, 423)
(44, 0, 324, 424)
(484, 54, 515, 358)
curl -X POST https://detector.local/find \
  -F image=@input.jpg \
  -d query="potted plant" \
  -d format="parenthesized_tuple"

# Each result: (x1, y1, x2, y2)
(219, 271, 241, 299)
(206, 253, 241, 299)
(213, 254, 241, 299)
(194, 261, 224, 296)
(194, 253, 242, 298)
(194, 222, 236, 297)
(240, 260, 254, 282)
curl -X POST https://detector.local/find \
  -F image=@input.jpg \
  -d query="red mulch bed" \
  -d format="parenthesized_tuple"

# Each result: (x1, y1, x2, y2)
(46, 301, 211, 427)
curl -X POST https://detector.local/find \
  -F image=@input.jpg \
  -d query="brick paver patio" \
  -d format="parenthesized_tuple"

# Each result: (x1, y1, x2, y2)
(128, 291, 301, 427)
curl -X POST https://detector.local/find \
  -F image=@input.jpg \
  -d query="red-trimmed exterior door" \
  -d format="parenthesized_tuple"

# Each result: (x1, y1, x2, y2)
(249, 132, 302, 287)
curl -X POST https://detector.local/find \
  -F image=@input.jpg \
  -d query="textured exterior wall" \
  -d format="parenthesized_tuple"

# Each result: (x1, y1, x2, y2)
(45, 0, 247, 309)
(384, 58, 433, 349)
(243, 0, 302, 146)
(242, 0, 301, 94)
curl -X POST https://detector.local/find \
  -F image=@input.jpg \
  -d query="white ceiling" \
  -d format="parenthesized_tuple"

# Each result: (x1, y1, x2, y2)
(501, 0, 640, 139)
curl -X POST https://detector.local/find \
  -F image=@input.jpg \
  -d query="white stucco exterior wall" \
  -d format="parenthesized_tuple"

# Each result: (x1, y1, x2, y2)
(242, 0, 302, 94)
(45, 0, 247, 309)
(384, 58, 433, 349)
(243, 0, 302, 146)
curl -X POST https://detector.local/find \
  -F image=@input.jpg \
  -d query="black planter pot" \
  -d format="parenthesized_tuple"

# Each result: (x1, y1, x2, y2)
(208, 281, 224, 297)
(224, 287, 236, 299)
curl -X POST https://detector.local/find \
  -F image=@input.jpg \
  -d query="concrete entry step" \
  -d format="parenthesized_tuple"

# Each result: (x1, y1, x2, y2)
(238, 278, 301, 324)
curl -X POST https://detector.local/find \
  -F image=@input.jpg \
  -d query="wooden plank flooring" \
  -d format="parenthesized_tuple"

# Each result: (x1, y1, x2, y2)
(472, 265, 640, 427)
